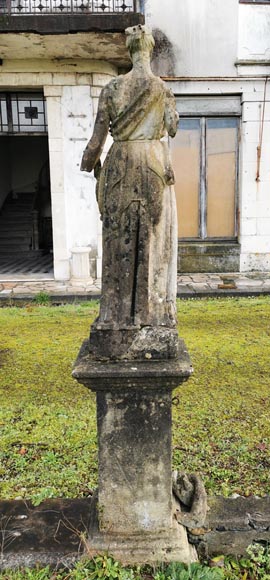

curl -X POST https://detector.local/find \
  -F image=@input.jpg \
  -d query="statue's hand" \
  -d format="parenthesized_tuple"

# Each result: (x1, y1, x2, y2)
(80, 148, 92, 173)
(164, 166, 175, 186)
(94, 160, 102, 180)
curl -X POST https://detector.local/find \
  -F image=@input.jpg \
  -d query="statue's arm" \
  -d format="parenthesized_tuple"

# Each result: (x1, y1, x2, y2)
(164, 89, 179, 138)
(81, 87, 110, 173)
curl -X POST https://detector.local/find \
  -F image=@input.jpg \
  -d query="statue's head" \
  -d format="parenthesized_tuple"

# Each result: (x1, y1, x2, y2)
(125, 25, 155, 58)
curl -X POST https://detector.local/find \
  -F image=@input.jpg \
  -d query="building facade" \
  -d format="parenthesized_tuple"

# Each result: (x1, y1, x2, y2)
(146, 0, 270, 272)
(0, 0, 269, 279)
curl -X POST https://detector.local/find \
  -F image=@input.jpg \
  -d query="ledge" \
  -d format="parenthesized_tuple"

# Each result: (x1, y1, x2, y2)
(72, 338, 193, 391)
(0, 12, 144, 34)
(239, 1, 270, 4)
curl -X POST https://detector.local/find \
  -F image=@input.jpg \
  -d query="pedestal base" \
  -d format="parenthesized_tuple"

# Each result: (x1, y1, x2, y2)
(73, 338, 195, 564)
(85, 494, 197, 565)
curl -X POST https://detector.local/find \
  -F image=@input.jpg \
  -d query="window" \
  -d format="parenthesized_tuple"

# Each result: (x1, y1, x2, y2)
(171, 98, 240, 241)
(0, 93, 47, 134)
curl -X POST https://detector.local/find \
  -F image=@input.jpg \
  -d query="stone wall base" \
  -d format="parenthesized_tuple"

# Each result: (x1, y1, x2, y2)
(178, 242, 241, 273)
(1, 496, 270, 569)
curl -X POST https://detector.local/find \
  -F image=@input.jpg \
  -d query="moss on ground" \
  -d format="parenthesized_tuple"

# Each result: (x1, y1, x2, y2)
(0, 296, 269, 502)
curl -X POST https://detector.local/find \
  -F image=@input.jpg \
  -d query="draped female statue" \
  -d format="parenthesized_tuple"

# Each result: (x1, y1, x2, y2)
(81, 25, 179, 359)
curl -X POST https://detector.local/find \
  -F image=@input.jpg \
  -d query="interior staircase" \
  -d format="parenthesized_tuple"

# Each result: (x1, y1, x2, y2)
(0, 192, 36, 254)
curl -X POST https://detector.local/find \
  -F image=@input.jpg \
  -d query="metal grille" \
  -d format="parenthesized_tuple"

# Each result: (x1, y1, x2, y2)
(0, 93, 47, 134)
(0, 0, 136, 13)
(0, 95, 8, 133)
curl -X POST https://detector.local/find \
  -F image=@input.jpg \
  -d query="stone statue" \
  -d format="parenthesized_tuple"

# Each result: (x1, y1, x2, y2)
(81, 24, 179, 360)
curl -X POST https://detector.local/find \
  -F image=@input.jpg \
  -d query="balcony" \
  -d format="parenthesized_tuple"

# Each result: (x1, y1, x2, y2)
(0, 0, 144, 64)
(0, 0, 139, 15)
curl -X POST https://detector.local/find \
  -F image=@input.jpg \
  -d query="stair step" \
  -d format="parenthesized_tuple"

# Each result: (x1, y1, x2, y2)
(1, 211, 32, 219)
(0, 246, 31, 252)
(0, 235, 31, 242)
(0, 228, 32, 235)
(0, 214, 32, 223)
(0, 249, 45, 257)
(0, 233, 31, 240)
(5, 203, 34, 208)
(7, 196, 35, 202)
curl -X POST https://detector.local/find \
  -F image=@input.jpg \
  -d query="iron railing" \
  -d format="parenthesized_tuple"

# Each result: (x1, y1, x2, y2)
(0, 0, 137, 14)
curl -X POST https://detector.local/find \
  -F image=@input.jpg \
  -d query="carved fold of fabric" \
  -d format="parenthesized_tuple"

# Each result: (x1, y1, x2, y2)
(97, 140, 174, 228)
(108, 77, 167, 142)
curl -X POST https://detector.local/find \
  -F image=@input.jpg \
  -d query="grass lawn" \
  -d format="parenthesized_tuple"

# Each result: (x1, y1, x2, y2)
(0, 296, 270, 504)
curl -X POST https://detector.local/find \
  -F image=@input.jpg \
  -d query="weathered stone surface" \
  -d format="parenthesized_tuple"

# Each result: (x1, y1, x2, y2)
(206, 496, 270, 532)
(73, 338, 193, 535)
(201, 530, 270, 557)
(191, 496, 270, 557)
(81, 24, 179, 361)
(72, 337, 194, 563)
(87, 326, 180, 360)
(2, 495, 270, 569)
(97, 388, 173, 534)
(73, 338, 193, 391)
(74, 25, 194, 565)
(0, 498, 91, 569)
(86, 494, 197, 565)
(178, 242, 241, 274)
(173, 473, 208, 530)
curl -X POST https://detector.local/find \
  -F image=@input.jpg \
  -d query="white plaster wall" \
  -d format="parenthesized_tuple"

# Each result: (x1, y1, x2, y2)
(239, 81, 270, 271)
(62, 85, 97, 252)
(238, 4, 270, 62)
(145, 0, 239, 77)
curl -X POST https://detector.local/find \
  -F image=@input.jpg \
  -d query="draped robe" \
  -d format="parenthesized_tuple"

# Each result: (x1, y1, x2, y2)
(82, 70, 179, 355)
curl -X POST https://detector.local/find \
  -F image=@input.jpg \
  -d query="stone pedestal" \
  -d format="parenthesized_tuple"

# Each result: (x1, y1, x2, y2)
(71, 247, 93, 282)
(73, 339, 196, 564)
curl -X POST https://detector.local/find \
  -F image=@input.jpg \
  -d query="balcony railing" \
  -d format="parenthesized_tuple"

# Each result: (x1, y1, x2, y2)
(0, 0, 137, 14)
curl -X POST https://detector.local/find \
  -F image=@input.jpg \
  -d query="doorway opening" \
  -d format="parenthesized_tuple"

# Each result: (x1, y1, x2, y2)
(0, 92, 53, 278)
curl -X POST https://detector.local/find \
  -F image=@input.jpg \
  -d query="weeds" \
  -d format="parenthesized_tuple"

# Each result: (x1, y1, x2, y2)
(33, 292, 51, 306)
(1, 544, 270, 579)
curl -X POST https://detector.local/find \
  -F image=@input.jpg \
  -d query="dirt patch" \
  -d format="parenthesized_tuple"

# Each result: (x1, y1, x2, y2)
(0, 348, 12, 367)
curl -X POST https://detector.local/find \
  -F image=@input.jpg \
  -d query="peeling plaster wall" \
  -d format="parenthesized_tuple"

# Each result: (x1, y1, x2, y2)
(145, 0, 239, 77)
(62, 85, 97, 252)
